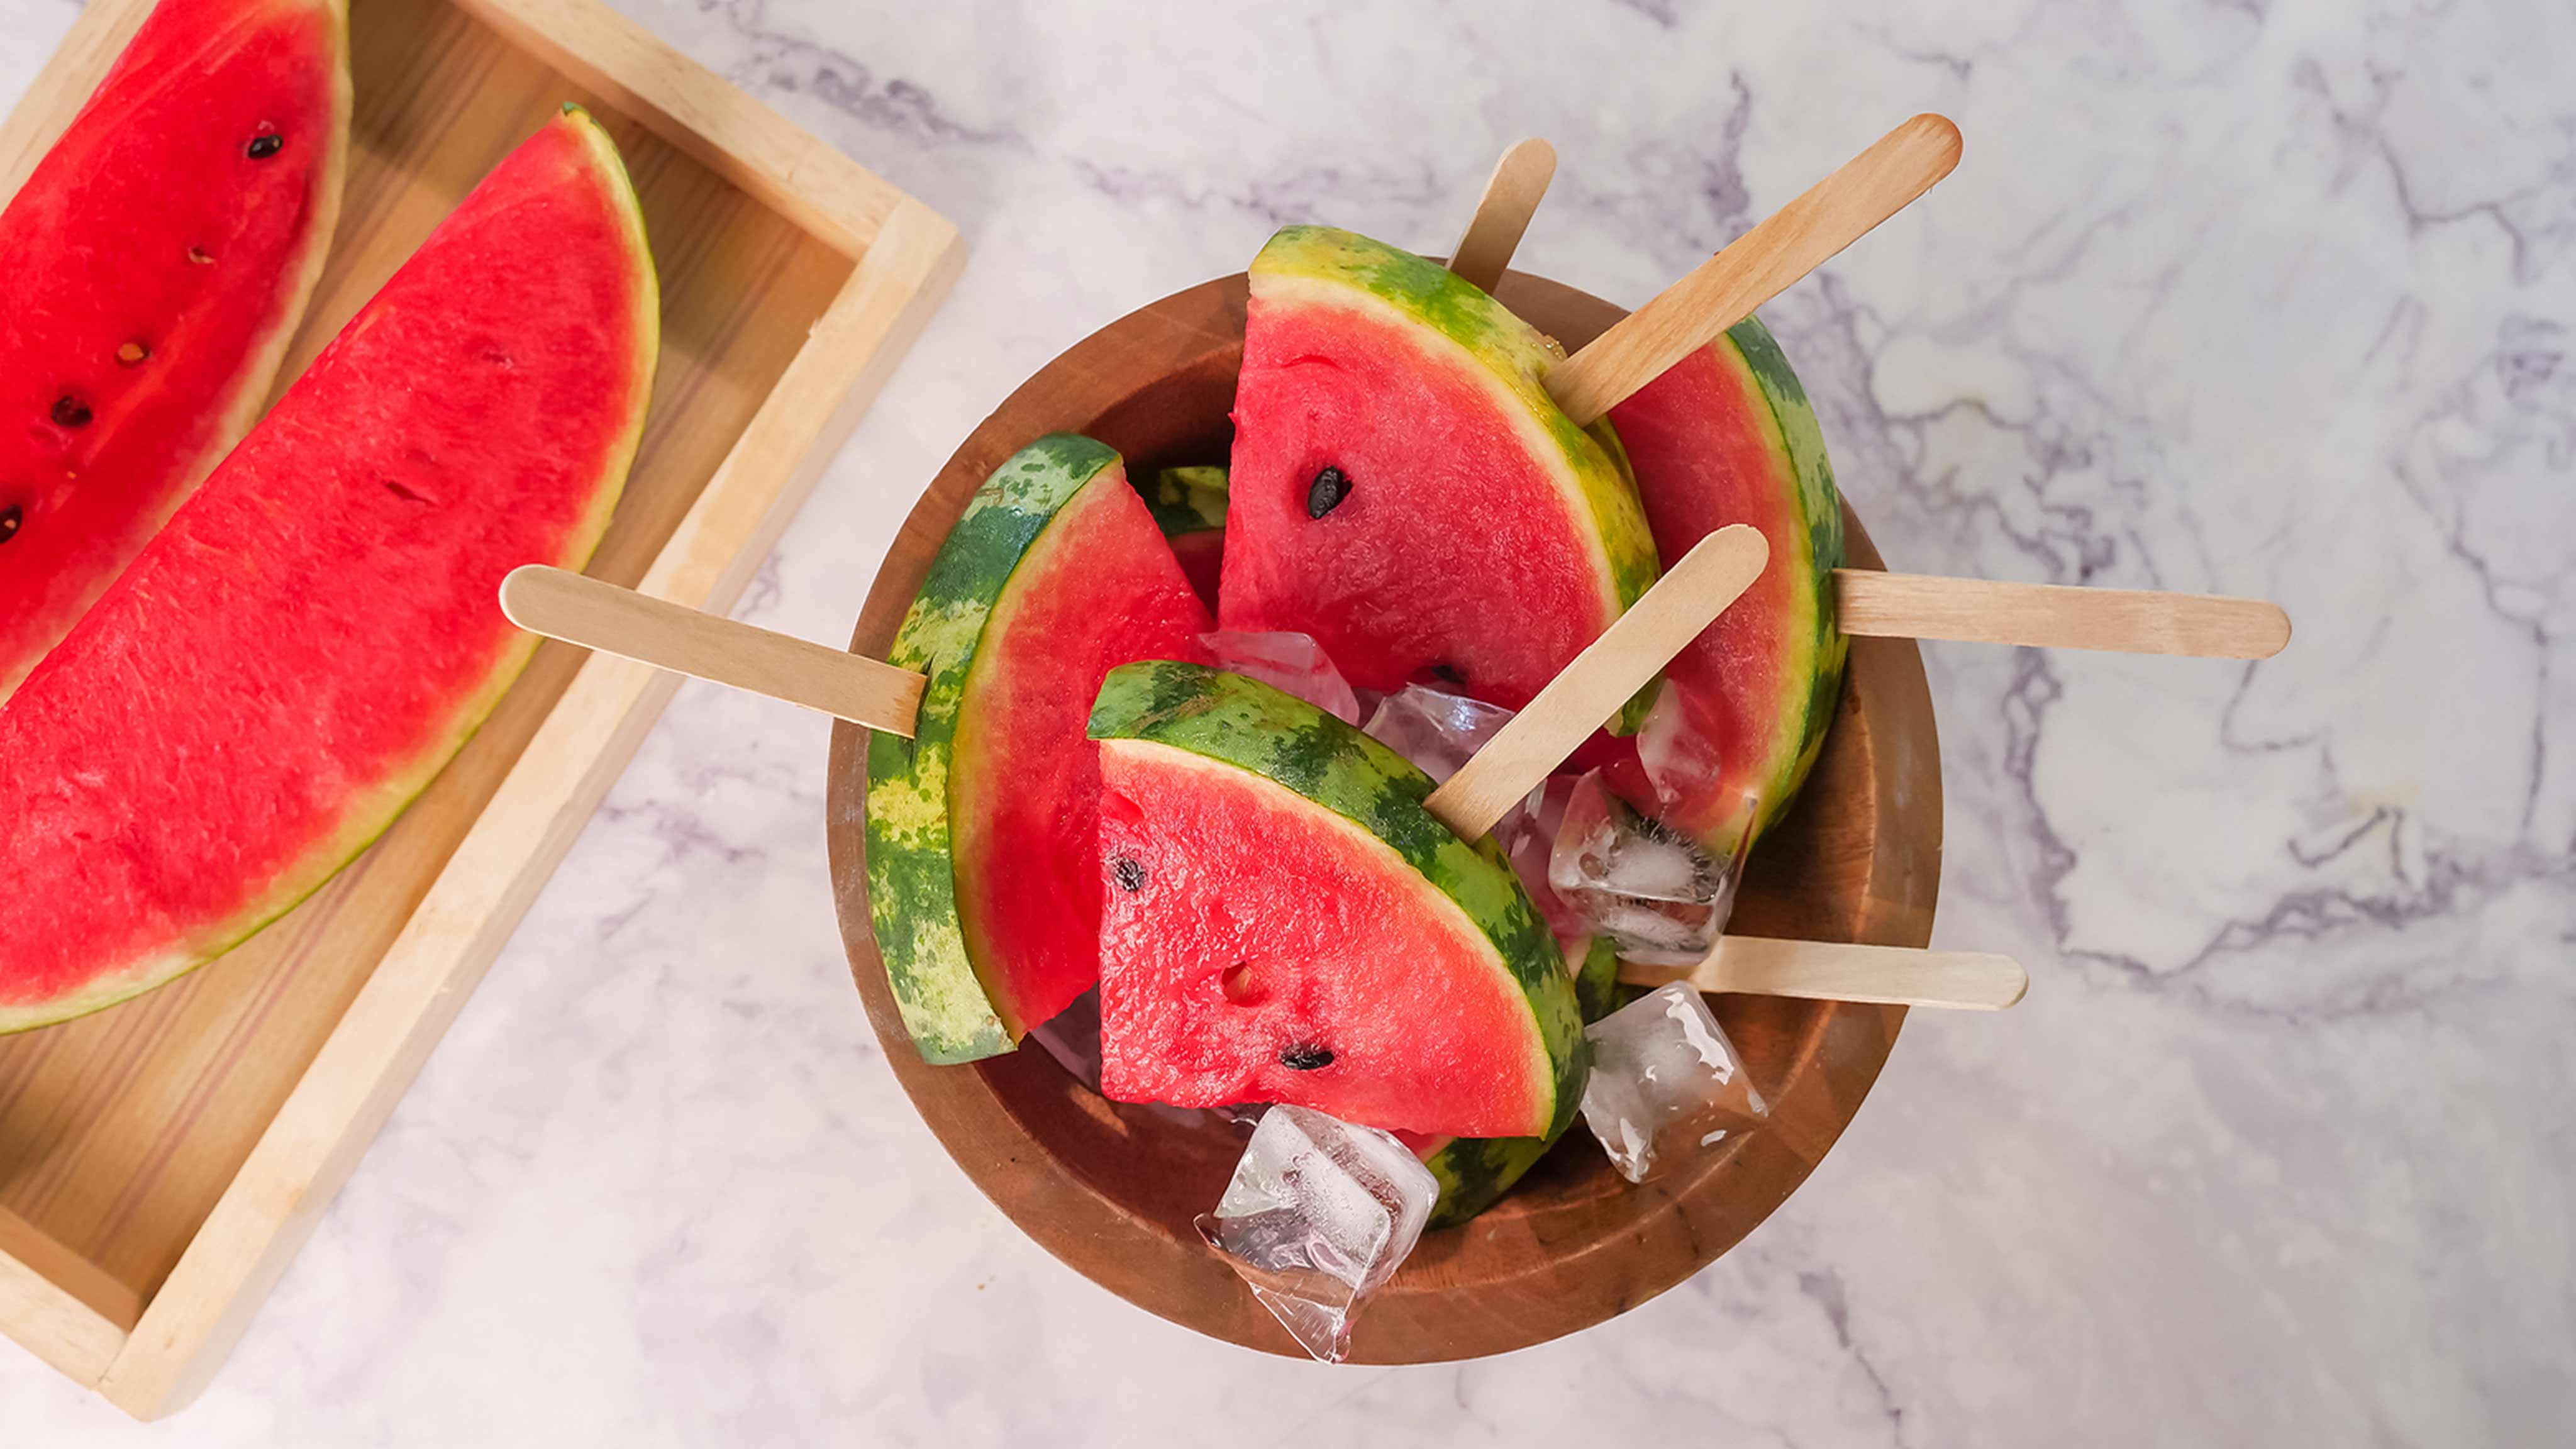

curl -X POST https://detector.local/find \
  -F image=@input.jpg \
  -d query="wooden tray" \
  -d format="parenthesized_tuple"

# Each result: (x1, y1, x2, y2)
(826, 272, 1940, 1360)
(0, 0, 960, 1418)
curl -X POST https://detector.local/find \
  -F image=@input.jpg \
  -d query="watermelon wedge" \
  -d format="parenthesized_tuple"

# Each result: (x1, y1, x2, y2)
(1597, 317, 1846, 850)
(1088, 660, 1585, 1142)
(867, 436, 1215, 1063)
(0, 108, 656, 1033)
(1411, 933, 1619, 1227)
(1142, 465, 1227, 609)
(1218, 226, 1659, 713)
(0, 0, 351, 698)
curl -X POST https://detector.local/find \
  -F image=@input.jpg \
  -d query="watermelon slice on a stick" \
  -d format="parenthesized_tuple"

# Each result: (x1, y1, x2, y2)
(0, 0, 352, 698)
(0, 108, 657, 1033)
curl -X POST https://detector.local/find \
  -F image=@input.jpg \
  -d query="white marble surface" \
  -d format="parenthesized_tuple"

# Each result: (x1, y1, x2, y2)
(4, 0, 2572, 1441)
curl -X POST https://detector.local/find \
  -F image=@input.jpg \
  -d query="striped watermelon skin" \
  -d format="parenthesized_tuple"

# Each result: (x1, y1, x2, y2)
(1088, 661, 1587, 1142)
(1600, 314, 1846, 851)
(0, 0, 352, 699)
(866, 436, 1213, 1062)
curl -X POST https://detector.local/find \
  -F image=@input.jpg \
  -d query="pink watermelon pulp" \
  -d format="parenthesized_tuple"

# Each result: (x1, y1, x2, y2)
(0, 109, 656, 1031)
(1218, 227, 1657, 711)
(0, 0, 350, 698)
(950, 465, 1217, 1040)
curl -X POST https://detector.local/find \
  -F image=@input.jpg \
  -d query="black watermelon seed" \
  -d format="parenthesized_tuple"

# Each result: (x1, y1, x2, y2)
(116, 341, 149, 366)
(1280, 1044, 1334, 1070)
(51, 396, 91, 428)
(246, 132, 284, 160)
(1305, 466, 1351, 519)
(1111, 856, 1146, 892)
(1429, 662, 1465, 686)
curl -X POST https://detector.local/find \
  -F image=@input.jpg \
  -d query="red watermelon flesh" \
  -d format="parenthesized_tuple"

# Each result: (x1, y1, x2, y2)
(948, 475, 1214, 1039)
(0, 109, 655, 1031)
(1094, 742, 1562, 1141)
(0, 0, 350, 698)
(1594, 323, 1846, 851)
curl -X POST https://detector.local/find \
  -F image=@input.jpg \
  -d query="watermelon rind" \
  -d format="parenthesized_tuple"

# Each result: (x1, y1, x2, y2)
(1246, 227, 1662, 693)
(1142, 465, 1228, 540)
(0, 107, 656, 1035)
(1087, 659, 1589, 1142)
(865, 434, 1131, 1063)
(1416, 933, 1619, 1228)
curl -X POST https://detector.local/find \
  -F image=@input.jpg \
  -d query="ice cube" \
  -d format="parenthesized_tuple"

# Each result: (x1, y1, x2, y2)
(1195, 1104, 1437, 1363)
(1579, 982, 1769, 1182)
(1360, 684, 1516, 784)
(1499, 774, 1590, 942)
(1634, 684, 1725, 813)
(1546, 770, 1754, 966)
(1028, 987, 1102, 1092)
(1201, 630, 1361, 723)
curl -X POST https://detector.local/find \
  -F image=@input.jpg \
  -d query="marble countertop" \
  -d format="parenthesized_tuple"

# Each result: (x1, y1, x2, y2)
(4, 0, 2568, 1442)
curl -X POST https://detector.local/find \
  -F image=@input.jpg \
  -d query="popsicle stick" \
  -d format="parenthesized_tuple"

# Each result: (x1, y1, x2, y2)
(1835, 572, 2291, 659)
(1618, 936, 2028, 1011)
(497, 565, 926, 736)
(1546, 114, 1962, 426)
(1426, 525, 1768, 840)
(1446, 137, 1557, 293)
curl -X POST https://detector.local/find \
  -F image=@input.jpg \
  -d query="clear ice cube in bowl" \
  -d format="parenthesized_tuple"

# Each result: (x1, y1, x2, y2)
(1360, 683, 1516, 784)
(1200, 630, 1362, 723)
(1195, 1104, 1438, 1363)
(1579, 982, 1770, 1182)
(1547, 770, 1755, 965)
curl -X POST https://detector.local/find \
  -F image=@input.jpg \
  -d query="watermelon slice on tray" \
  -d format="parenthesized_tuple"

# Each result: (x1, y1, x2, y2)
(0, 0, 352, 697)
(1087, 660, 1586, 1142)
(1218, 226, 1660, 714)
(0, 108, 657, 1033)
(867, 436, 1215, 1063)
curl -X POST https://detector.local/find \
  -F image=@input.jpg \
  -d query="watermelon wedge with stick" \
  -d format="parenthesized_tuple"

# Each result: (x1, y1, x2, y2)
(1089, 660, 1586, 1142)
(0, 108, 657, 1033)
(0, 0, 352, 697)
(867, 436, 1215, 1063)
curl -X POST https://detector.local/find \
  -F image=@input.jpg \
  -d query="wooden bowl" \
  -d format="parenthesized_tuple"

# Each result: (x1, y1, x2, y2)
(824, 272, 1943, 1362)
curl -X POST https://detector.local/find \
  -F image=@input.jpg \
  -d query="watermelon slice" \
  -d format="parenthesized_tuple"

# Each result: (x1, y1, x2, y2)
(0, 0, 351, 698)
(1597, 317, 1846, 850)
(1217, 226, 1658, 713)
(1411, 933, 1619, 1227)
(1088, 660, 1585, 1142)
(0, 108, 656, 1033)
(867, 436, 1215, 1064)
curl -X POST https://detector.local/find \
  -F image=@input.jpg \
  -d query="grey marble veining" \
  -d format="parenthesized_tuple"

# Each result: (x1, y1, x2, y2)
(2, 0, 2568, 1443)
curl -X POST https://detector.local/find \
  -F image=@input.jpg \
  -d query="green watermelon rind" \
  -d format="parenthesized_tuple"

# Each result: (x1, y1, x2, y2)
(1417, 934, 1619, 1229)
(1251, 226, 1662, 623)
(1087, 660, 1589, 1143)
(1142, 465, 1228, 540)
(0, 106, 657, 1036)
(865, 434, 1128, 1063)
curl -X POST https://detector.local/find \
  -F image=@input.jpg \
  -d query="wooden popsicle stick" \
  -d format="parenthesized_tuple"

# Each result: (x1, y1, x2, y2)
(1426, 524, 1768, 839)
(497, 565, 926, 736)
(1619, 936, 2029, 1011)
(1446, 137, 1557, 293)
(1835, 571, 2292, 659)
(1546, 114, 1962, 426)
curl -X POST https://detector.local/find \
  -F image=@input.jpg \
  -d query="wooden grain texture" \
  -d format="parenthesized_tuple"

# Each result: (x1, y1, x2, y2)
(1836, 570, 2292, 658)
(1621, 938, 2028, 1010)
(1428, 523, 1766, 838)
(1546, 114, 1961, 426)
(500, 565, 929, 734)
(0, 0, 957, 1417)
(824, 267, 1943, 1363)
(1445, 137, 1555, 294)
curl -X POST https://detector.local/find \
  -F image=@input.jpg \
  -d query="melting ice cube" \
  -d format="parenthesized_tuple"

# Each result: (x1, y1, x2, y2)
(1196, 1104, 1437, 1363)
(1546, 770, 1753, 966)
(1201, 631, 1362, 723)
(1028, 987, 1102, 1092)
(1633, 683, 1726, 813)
(1579, 982, 1769, 1182)
(1360, 684, 1516, 784)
